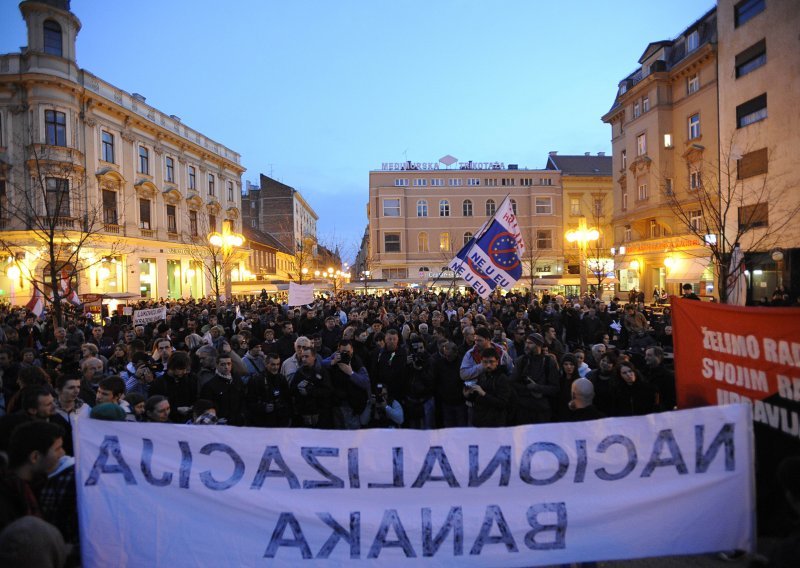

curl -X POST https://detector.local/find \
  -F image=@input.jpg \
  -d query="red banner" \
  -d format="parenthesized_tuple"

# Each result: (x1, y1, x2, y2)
(672, 298, 800, 441)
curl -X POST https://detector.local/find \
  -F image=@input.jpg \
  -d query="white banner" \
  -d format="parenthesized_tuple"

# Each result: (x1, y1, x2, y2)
(132, 307, 167, 325)
(289, 282, 314, 307)
(74, 405, 754, 567)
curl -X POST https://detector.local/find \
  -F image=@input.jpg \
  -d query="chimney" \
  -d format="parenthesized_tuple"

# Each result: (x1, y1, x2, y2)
(598, 152, 606, 156)
(548, 151, 558, 156)
(585, 152, 590, 156)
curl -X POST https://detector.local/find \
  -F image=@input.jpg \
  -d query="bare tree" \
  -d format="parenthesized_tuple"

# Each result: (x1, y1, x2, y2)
(521, 227, 548, 293)
(0, 141, 127, 326)
(583, 195, 614, 300)
(659, 136, 800, 303)
(182, 208, 242, 301)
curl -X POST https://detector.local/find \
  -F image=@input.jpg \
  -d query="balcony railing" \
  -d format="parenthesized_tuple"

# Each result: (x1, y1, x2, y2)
(167, 231, 179, 241)
(140, 228, 155, 238)
(103, 223, 121, 234)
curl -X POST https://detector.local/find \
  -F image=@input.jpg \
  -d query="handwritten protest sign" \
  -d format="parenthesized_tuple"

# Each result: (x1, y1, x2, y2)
(75, 405, 754, 567)
(132, 307, 167, 326)
(672, 299, 800, 441)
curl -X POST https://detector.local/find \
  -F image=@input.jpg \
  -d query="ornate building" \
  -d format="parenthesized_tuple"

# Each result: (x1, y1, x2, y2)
(0, 0, 245, 305)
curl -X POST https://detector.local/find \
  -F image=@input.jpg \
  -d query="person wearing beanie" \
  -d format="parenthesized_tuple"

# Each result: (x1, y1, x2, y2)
(557, 353, 581, 420)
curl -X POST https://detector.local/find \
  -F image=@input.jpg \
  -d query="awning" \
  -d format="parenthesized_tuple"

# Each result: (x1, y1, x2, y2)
(666, 257, 712, 283)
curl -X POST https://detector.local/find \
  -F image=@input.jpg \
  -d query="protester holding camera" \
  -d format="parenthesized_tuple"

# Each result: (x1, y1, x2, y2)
(463, 348, 512, 427)
(246, 352, 291, 427)
(404, 334, 434, 429)
(325, 339, 370, 430)
(290, 346, 334, 428)
(360, 383, 403, 429)
(510, 333, 560, 425)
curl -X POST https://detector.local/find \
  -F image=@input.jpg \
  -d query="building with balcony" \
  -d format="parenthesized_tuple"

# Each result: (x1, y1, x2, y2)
(366, 158, 565, 289)
(716, 0, 799, 301)
(0, 0, 245, 304)
(602, 7, 719, 298)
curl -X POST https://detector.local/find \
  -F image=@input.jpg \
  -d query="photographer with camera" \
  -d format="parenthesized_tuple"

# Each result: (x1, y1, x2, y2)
(360, 383, 403, 429)
(290, 346, 334, 428)
(246, 352, 291, 427)
(403, 334, 434, 429)
(463, 348, 512, 427)
(325, 340, 369, 430)
(510, 333, 560, 425)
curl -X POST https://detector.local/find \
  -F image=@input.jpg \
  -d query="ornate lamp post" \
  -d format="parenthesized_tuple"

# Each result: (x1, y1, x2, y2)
(208, 230, 245, 301)
(565, 217, 600, 296)
(362, 270, 371, 295)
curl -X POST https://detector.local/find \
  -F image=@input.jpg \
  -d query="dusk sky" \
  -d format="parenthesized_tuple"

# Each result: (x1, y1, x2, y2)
(0, 0, 715, 260)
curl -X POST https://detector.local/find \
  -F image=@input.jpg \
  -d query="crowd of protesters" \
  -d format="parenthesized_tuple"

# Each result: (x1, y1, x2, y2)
(0, 283, 794, 564)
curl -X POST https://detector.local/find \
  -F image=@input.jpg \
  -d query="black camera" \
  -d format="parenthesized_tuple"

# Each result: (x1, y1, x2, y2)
(338, 351, 351, 364)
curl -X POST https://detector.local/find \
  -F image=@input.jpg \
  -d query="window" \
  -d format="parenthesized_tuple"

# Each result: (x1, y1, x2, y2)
(208, 174, 215, 196)
(45, 178, 70, 217)
(689, 210, 703, 231)
(417, 232, 429, 252)
(737, 94, 767, 128)
(138, 146, 149, 174)
(485, 178, 497, 187)
(384, 233, 401, 252)
(664, 133, 673, 148)
(649, 219, 660, 238)
(501, 178, 515, 187)
(633, 101, 640, 118)
(463, 232, 473, 245)
(536, 230, 552, 250)
(637, 133, 647, 156)
(737, 148, 768, 179)
(223, 219, 234, 233)
(687, 74, 699, 95)
(688, 114, 701, 139)
(462, 199, 473, 217)
(45, 110, 66, 146)
(209, 214, 216, 232)
(394, 178, 409, 187)
(166, 205, 177, 233)
(624, 225, 632, 242)
(664, 178, 674, 196)
(188, 166, 196, 190)
(190, 210, 198, 236)
(570, 198, 581, 216)
(735, 0, 765, 27)
(642, 97, 650, 112)
(430, 178, 444, 187)
(687, 30, 699, 52)
(593, 198, 603, 218)
(485, 199, 496, 216)
(511, 199, 517, 215)
(101, 131, 114, 163)
(413, 179, 427, 187)
(165, 156, 175, 182)
(690, 170, 703, 190)
(467, 178, 480, 186)
(535, 197, 552, 215)
(102, 189, 117, 224)
(439, 232, 451, 251)
(540, 178, 553, 186)
(621, 187, 628, 210)
(383, 268, 408, 279)
(139, 199, 151, 229)
(736, 39, 766, 78)
(638, 183, 648, 200)
(449, 178, 463, 186)
(416, 199, 428, 217)
(439, 200, 450, 217)
(43, 20, 62, 56)
(621, 150, 627, 170)
(227, 181, 234, 201)
(738, 203, 768, 230)
(382, 198, 400, 216)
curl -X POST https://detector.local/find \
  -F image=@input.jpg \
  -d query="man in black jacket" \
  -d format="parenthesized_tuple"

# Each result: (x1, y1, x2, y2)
(510, 333, 560, 424)
(327, 340, 370, 430)
(290, 347, 334, 428)
(246, 352, 291, 427)
(199, 354, 246, 425)
(150, 351, 197, 423)
(464, 348, 512, 427)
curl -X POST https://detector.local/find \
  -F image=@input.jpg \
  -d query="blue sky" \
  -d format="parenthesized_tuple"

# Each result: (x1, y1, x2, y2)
(0, 0, 715, 259)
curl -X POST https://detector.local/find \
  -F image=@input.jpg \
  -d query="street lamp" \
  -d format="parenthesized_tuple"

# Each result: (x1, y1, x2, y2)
(565, 217, 600, 296)
(208, 229, 245, 301)
(300, 267, 308, 284)
(362, 269, 371, 295)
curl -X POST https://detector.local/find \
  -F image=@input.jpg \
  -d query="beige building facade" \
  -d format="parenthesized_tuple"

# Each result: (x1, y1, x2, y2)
(602, 8, 719, 299)
(0, 1, 245, 305)
(716, 0, 800, 301)
(367, 159, 565, 289)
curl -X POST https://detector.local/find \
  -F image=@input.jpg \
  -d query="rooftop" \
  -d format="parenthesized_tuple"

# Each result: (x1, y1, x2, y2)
(545, 153, 612, 176)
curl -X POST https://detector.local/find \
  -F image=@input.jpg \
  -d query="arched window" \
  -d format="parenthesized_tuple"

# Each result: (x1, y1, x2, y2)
(439, 199, 450, 217)
(416, 199, 428, 217)
(43, 20, 63, 56)
(462, 199, 473, 217)
(511, 199, 517, 214)
(418, 232, 429, 252)
(485, 199, 496, 216)
(463, 231, 473, 245)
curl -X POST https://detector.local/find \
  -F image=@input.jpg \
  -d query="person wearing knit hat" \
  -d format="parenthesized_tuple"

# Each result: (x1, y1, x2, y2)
(89, 402, 127, 421)
(557, 353, 581, 420)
